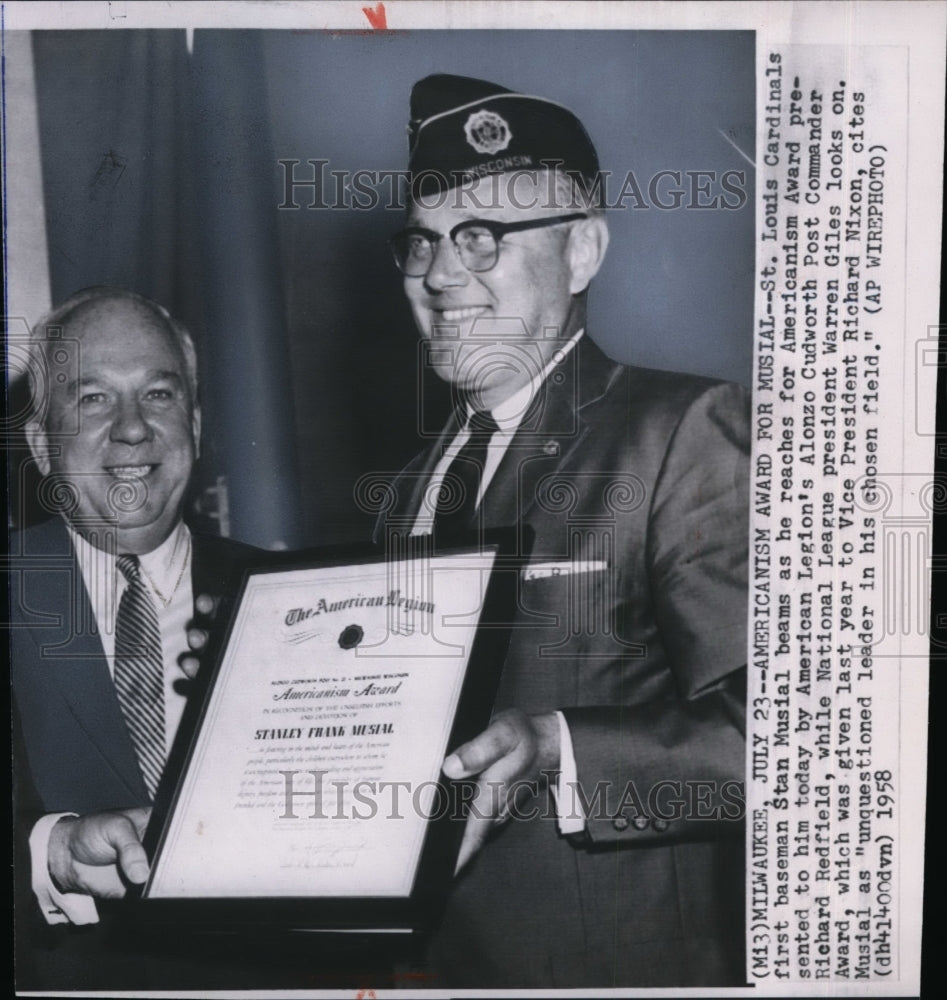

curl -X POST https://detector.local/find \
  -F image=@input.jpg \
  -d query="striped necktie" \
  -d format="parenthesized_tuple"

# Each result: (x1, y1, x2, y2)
(114, 554, 166, 800)
(434, 408, 500, 540)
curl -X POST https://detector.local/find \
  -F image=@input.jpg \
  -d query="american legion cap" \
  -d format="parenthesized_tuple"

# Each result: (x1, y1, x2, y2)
(407, 73, 601, 201)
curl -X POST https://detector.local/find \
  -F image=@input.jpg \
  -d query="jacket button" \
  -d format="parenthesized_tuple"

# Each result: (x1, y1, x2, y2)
(612, 815, 629, 831)
(632, 815, 650, 830)
(652, 818, 669, 832)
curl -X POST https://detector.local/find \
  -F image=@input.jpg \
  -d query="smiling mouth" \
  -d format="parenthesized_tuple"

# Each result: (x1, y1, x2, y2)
(434, 306, 490, 323)
(105, 465, 157, 479)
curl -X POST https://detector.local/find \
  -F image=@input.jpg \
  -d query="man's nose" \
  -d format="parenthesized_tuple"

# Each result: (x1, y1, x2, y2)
(423, 237, 471, 291)
(109, 398, 153, 444)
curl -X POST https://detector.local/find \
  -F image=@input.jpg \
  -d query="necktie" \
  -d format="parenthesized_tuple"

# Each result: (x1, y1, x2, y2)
(114, 554, 166, 800)
(434, 408, 499, 540)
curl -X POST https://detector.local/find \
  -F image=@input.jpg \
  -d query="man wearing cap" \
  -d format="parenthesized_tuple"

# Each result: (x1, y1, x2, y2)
(10, 287, 257, 988)
(376, 75, 749, 987)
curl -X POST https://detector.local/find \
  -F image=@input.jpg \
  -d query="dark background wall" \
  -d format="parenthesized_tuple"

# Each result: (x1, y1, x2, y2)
(28, 29, 755, 548)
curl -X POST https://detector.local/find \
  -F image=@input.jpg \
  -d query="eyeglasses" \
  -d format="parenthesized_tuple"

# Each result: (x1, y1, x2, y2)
(389, 213, 588, 277)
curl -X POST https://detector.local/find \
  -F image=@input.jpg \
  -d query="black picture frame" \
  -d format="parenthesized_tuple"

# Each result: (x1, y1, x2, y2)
(135, 527, 530, 933)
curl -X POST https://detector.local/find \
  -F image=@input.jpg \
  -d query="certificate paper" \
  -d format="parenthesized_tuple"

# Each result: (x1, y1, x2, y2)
(145, 547, 499, 905)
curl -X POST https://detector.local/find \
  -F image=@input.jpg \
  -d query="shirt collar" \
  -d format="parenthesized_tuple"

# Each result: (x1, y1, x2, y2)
(139, 522, 192, 595)
(68, 520, 191, 596)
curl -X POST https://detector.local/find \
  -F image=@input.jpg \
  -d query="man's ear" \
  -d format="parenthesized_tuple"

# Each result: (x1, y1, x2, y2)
(24, 420, 52, 477)
(567, 215, 610, 296)
(191, 405, 202, 461)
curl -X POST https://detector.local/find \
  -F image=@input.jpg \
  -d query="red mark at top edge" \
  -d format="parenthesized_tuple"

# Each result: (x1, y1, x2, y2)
(362, 2, 387, 30)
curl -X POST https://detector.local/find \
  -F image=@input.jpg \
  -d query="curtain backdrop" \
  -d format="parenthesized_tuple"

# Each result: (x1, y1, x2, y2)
(25, 30, 755, 549)
(29, 29, 302, 548)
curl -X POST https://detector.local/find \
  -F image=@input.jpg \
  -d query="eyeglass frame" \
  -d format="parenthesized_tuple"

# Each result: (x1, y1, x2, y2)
(389, 212, 589, 277)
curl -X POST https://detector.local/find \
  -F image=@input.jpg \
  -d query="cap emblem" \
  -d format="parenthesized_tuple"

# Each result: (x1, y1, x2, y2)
(463, 109, 512, 155)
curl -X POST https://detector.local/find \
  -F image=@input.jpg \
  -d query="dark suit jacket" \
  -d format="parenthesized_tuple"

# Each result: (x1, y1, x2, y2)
(376, 336, 750, 987)
(10, 517, 256, 814)
(9, 516, 263, 990)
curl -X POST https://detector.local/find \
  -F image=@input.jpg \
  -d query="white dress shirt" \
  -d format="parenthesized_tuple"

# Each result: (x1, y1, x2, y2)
(31, 522, 195, 925)
(412, 332, 587, 835)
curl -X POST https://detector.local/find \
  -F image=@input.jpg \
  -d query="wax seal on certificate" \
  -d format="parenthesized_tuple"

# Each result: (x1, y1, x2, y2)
(338, 624, 364, 649)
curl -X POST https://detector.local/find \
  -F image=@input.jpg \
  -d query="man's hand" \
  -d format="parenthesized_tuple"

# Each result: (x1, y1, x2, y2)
(442, 709, 560, 874)
(47, 808, 151, 898)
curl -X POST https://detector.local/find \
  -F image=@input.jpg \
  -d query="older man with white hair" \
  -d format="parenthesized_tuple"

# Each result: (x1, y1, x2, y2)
(10, 286, 255, 988)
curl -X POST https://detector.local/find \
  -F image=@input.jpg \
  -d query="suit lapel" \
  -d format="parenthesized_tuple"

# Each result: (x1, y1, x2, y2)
(393, 338, 622, 535)
(191, 532, 247, 598)
(482, 336, 622, 530)
(23, 518, 147, 800)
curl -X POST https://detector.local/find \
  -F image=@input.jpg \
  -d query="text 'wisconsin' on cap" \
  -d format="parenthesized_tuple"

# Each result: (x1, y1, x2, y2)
(407, 73, 600, 200)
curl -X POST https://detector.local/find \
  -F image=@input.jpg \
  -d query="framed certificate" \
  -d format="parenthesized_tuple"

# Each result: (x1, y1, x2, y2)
(139, 533, 524, 931)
